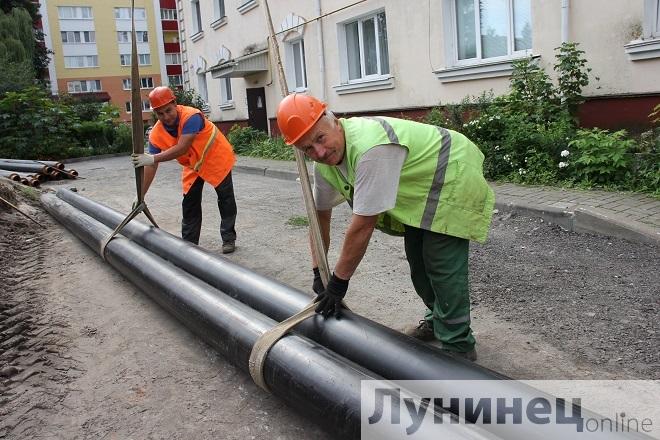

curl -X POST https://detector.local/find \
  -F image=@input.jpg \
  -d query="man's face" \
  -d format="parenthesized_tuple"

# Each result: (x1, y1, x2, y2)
(294, 116, 345, 166)
(153, 102, 178, 126)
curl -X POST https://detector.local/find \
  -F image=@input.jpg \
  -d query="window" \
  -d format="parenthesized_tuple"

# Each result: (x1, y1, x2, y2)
(64, 55, 98, 68)
(61, 31, 95, 43)
(122, 77, 154, 89)
(168, 74, 183, 86)
(643, 0, 660, 38)
(58, 6, 92, 19)
(214, 0, 226, 20)
(198, 73, 208, 102)
(289, 39, 307, 90)
(114, 7, 146, 20)
(165, 53, 182, 64)
(343, 11, 389, 81)
(120, 54, 151, 66)
(117, 31, 148, 43)
(191, 0, 203, 34)
(67, 80, 101, 93)
(161, 9, 177, 20)
(125, 100, 151, 112)
(453, 0, 531, 63)
(220, 77, 232, 104)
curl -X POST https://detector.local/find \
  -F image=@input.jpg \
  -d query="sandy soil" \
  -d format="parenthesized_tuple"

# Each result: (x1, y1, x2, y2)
(0, 156, 658, 439)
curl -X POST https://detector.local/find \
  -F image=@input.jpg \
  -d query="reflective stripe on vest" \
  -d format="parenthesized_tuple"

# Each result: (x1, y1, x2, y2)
(193, 125, 219, 172)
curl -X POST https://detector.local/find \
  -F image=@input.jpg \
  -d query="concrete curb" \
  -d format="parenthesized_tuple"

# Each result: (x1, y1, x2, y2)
(60, 153, 128, 164)
(234, 164, 659, 247)
(234, 164, 303, 182)
(495, 201, 659, 246)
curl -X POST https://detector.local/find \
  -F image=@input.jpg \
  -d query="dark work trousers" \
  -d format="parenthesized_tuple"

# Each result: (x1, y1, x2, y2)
(181, 172, 237, 245)
(403, 225, 475, 352)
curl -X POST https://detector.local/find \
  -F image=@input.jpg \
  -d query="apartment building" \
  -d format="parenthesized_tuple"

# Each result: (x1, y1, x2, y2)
(39, 0, 183, 122)
(177, 0, 659, 134)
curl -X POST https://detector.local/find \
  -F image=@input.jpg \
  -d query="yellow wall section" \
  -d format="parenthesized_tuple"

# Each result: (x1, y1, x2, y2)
(49, 0, 161, 80)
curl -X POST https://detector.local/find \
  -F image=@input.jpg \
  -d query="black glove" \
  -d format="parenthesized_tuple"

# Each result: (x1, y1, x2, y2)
(312, 267, 325, 295)
(314, 273, 349, 317)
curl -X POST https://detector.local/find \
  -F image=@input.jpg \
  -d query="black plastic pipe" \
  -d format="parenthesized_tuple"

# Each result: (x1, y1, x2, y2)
(0, 158, 65, 170)
(57, 188, 501, 382)
(43, 193, 494, 440)
(55, 189, 656, 440)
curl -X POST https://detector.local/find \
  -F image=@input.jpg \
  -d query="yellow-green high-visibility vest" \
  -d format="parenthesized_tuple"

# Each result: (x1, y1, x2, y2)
(316, 117, 494, 243)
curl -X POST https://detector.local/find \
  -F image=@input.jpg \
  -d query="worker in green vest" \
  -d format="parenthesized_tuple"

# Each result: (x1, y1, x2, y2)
(277, 94, 494, 360)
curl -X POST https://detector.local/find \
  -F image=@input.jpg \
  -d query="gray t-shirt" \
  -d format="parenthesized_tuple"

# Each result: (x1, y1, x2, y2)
(313, 144, 408, 215)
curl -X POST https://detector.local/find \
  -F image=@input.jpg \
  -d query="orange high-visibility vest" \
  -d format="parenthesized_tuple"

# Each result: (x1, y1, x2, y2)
(149, 105, 235, 194)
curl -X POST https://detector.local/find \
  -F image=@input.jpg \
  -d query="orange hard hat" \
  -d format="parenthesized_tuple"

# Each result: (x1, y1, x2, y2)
(148, 86, 176, 110)
(276, 94, 327, 145)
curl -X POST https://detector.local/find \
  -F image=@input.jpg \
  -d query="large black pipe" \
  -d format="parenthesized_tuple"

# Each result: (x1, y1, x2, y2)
(42, 193, 491, 440)
(57, 188, 500, 382)
(0, 158, 65, 170)
(55, 189, 654, 440)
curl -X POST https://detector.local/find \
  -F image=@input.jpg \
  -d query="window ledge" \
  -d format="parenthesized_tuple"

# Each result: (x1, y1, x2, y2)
(434, 56, 539, 83)
(332, 76, 394, 95)
(190, 31, 204, 43)
(237, 0, 257, 14)
(211, 16, 227, 30)
(624, 38, 660, 60)
(219, 101, 235, 110)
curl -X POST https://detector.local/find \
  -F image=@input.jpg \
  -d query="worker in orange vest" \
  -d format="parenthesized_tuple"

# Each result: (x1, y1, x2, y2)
(131, 86, 238, 254)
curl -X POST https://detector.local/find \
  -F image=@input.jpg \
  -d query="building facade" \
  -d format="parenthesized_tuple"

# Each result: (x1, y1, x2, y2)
(39, 0, 183, 122)
(176, 0, 659, 134)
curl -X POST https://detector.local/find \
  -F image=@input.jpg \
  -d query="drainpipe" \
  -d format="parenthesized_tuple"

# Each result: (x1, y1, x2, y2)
(561, 0, 570, 43)
(315, 0, 326, 101)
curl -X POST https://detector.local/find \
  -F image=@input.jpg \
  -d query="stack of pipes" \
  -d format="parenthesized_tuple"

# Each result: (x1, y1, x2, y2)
(40, 189, 646, 440)
(0, 159, 79, 187)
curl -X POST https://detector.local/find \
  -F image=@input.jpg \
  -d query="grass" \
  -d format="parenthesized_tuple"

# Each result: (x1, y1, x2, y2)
(286, 215, 309, 227)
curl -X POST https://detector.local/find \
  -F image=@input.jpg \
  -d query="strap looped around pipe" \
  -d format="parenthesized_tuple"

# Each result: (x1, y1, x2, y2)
(248, 300, 350, 392)
(100, 202, 158, 260)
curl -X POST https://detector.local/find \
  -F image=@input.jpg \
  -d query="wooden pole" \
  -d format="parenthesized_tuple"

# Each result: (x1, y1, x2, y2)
(261, 0, 331, 286)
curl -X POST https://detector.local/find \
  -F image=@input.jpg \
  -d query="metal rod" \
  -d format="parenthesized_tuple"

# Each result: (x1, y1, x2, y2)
(41, 193, 487, 440)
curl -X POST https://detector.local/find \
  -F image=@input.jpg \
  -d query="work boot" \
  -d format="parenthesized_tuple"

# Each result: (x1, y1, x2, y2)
(402, 320, 435, 341)
(222, 241, 235, 254)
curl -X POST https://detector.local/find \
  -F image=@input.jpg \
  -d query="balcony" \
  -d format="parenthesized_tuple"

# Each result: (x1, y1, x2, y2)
(166, 64, 182, 75)
(161, 20, 178, 31)
(164, 42, 180, 53)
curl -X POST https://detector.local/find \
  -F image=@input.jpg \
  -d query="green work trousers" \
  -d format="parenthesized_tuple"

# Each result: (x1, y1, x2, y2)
(403, 225, 475, 352)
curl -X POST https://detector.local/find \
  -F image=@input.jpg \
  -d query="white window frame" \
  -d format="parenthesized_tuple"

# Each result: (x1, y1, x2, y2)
(285, 38, 307, 92)
(219, 77, 233, 108)
(58, 6, 93, 19)
(61, 31, 95, 44)
(64, 55, 98, 68)
(625, 0, 660, 60)
(214, 0, 226, 20)
(67, 80, 101, 93)
(114, 7, 146, 20)
(168, 74, 183, 86)
(339, 10, 390, 82)
(161, 9, 177, 20)
(448, 0, 532, 67)
(117, 31, 148, 43)
(125, 100, 151, 113)
(191, 0, 203, 35)
(197, 72, 209, 103)
(120, 54, 150, 66)
(165, 53, 182, 64)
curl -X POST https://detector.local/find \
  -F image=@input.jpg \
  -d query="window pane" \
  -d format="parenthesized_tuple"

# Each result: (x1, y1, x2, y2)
(377, 12, 389, 75)
(362, 17, 378, 76)
(345, 21, 361, 80)
(513, 0, 532, 51)
(456, 0, 476, 60)
(293, 41, 303, 88)
(226, 78, 232, 101)
(480, 0, 508, 58)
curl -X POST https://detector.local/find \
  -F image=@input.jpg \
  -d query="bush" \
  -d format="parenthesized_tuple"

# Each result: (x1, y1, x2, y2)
(567, 129, 634, 185)
(227, 124, 294, 160)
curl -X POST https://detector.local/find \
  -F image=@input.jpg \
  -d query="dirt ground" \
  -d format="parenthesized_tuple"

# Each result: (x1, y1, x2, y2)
(1, 156, 658, 439)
